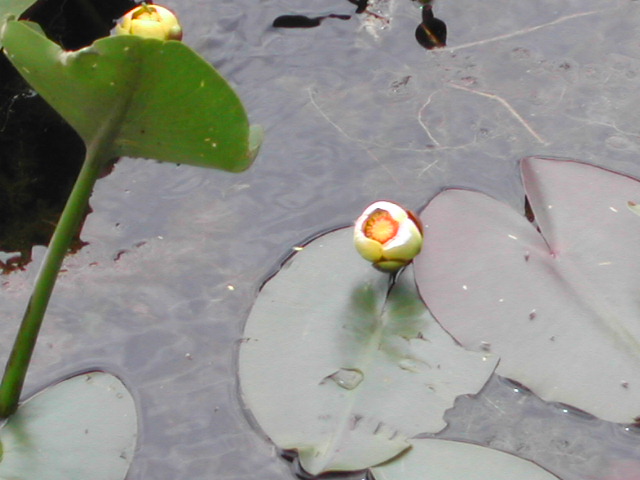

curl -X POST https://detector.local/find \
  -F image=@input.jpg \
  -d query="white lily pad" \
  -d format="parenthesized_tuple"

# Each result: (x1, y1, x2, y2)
(239, 228, 497, 475)
(415, 156, 640, 423)
(371, 439, 560, 480)
(0, 371, 137, 479)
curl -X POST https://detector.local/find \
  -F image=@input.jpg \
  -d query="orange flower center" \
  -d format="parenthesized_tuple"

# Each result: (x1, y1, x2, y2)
(363, 209, 399, 243)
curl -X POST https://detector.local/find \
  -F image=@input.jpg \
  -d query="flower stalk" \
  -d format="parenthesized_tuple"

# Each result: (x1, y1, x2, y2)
(0, 141, 110, 418)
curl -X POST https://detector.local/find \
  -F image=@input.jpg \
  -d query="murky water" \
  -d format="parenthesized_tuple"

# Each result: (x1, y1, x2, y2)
(2, 0, 640, 478)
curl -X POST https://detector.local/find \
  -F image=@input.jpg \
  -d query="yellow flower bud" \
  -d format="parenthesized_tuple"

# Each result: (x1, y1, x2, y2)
(115, 4, 183, 41)
(354, 201, 424, 272)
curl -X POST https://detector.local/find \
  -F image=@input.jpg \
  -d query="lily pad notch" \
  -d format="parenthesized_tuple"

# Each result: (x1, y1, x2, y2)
(415, 156, 640, 424)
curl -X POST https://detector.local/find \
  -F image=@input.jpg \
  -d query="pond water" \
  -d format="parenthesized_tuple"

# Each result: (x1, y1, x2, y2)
(2, 0, 640, 478)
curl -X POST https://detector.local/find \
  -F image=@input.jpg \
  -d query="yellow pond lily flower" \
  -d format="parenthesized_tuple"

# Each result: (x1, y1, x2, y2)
(115, 4, 183, 41)
(354, 201, 424, 272)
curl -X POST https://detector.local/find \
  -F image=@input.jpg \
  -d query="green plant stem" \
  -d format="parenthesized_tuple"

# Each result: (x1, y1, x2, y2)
(0, 143, 108, 418)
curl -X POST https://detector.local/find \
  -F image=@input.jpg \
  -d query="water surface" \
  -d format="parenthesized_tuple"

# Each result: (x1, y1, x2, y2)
(3, 0, 640, 478)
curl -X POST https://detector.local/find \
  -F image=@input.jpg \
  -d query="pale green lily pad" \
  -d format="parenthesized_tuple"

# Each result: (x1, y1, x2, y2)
(1, 19, 260, 171)
(0, 0, 33, 16)
(415, 157, 640, 423)
(0, 0, 36, 29)
(371, 439, 561, 480)
(0, 371, 137, 480)
(239, 228, 497, 476)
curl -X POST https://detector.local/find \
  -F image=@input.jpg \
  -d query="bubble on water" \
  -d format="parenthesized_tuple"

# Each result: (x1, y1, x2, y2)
(605, 134, 633, 150)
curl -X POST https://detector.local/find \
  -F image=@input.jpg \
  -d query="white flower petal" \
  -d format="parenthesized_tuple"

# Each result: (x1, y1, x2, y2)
(354, 231, 384, 262)
(383, 219, 423, 260)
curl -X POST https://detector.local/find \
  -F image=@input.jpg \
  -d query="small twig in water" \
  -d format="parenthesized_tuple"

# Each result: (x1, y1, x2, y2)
(448, 82, 548, 145)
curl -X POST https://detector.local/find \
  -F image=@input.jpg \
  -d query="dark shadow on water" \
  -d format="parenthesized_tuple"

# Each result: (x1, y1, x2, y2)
(271, 0, 447, 51)
(273, 14, 351, 29)
(0, 0, 135, 273)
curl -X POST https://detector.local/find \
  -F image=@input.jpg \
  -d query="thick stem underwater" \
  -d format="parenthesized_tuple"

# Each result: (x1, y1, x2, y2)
(0, 144, 108, 418)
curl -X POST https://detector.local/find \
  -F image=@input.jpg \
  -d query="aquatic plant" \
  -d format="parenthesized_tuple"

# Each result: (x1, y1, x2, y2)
(239, 157, 640, 478)
(0, 1, 261, 477)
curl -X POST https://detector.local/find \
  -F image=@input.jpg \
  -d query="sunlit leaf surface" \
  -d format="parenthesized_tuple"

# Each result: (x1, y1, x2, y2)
(371, 439, 560, 480)
(0, 371, 137, 479)
(415, 157, 640, 423)
(239, 228, 497, 475)
(0, 0, 36, 28)
(1, 20, 260, 171)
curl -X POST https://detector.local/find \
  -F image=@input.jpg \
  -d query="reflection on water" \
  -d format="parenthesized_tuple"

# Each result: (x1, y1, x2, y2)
(0, 0, 135, 272)
(272, 0, 447, 50)
(273, 14, 352, 29)
(415, 4, 447, 49)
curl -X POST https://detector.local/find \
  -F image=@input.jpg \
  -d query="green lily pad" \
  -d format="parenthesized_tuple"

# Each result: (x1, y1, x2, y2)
(371, 439, 560, 480)
(0, 371, 137, 479)
(0, 0, 36, 29)
(1, 19, 260, 171)
(239, 228, 497, 475)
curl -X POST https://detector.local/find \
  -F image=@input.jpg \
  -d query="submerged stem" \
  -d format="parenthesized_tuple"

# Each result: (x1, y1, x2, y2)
(0, 143, 108, 418)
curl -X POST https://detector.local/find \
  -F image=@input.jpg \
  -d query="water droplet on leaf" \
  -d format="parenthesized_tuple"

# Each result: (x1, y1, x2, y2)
(324, 368, 364, 390)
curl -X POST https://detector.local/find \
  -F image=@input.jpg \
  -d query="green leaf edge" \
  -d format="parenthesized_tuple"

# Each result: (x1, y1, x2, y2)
(1, 19, 261, 171)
